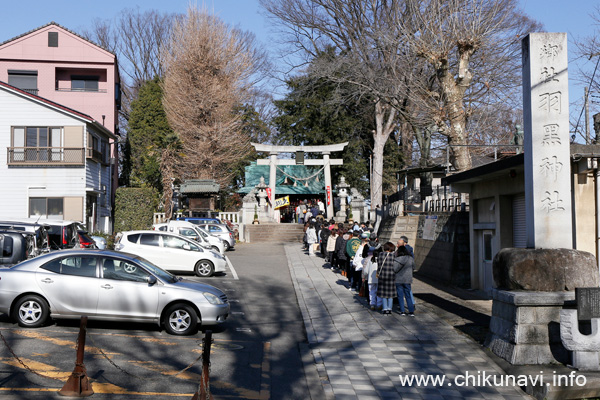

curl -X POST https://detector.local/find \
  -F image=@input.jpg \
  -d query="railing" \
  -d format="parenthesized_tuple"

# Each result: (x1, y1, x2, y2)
(56, 88, 107, 93)
(86, 148, 103, 163)
(385, 185, 468, 215)
(7, 147, 85, 165)
(21, 88, 39, 95)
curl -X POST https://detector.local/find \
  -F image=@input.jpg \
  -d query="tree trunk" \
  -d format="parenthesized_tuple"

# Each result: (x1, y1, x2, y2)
(371, 100, 396, 209)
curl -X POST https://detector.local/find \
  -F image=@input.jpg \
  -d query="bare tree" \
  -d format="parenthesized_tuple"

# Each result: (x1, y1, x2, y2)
(399, 0, 539, 170)
(161, 6, 268, 189)
(261, 0, 423, 209)
(82, 8, 178, 119)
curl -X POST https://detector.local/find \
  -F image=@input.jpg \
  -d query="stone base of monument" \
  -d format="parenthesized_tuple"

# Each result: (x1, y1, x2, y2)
(485, 289, 573, 365)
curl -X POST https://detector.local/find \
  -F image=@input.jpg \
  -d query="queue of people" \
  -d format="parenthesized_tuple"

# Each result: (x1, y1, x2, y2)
(304, 218, 416, 316)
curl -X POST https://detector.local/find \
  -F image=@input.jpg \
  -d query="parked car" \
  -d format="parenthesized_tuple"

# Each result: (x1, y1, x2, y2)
(91, 235, 107, 250)
(153, 221, 225, 255)
(115, 231, 227, 277)
(177, 217, 222, 225)
(0, 249, 230, 335)
(196, 224, 235, 251)
(43, 220, 87, 250)
(0, 231, 32, 267)
(0, 221, 50, 257)
(77, 230, 97, 249)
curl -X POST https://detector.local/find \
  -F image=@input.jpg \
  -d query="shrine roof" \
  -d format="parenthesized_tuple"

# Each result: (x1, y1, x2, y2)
(238, 162, 326, 195)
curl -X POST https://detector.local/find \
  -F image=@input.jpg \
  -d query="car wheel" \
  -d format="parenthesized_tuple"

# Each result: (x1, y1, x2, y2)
(223, 241, 230, 251)
(123, 264, 138, 274)
(195, 260, 215, 277)
(163, 304, 198, 335)
(15, 295, 49, 328)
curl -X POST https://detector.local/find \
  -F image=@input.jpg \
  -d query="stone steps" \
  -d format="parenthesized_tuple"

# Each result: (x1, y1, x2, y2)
(245, 223, 305, 243)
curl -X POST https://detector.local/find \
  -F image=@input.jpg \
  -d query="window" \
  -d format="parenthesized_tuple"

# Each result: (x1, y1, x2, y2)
(164, 235, 199, 251)
(2, 236, 13, 258)
(48, 32, 58, 47)
(102, 259, 149, 282)
(8, 70, 38, 94)
(12, 127, 62, 162)
(71, 75, 99, 92)
(140, 234, 160, 247)
(43, 256, 97, 278)
(126, 234, 141, 244)
(30, 198, 64, 219)
(178, 228, 199, 241)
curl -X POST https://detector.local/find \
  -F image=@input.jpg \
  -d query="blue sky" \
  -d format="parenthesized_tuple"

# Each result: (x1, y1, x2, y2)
(0, 0, 598, 131)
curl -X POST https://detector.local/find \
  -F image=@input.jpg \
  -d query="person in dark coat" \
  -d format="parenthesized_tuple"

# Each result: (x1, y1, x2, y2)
(320, 225, 331, 259)
(394, 246, 415, 316)
(376, 242, 397, 315)
(335, 229, 350, 276)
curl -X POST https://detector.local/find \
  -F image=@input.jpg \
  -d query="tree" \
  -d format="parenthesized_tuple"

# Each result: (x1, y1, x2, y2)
(398, 0, 539, 170)
(272, 74, 375, 196)
(161, 6, 269, 187)
(127, 77, 175, 192)
(261, 0, 416, 209)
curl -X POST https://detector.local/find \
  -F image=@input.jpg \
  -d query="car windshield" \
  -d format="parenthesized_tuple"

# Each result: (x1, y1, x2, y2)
(134, 256, 178, 283)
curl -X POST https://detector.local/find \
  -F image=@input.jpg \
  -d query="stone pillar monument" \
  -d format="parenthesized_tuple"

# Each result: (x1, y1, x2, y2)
(269, 152, 278, 219)
(522, 32, 572, 249)
(335, 176, 350, 222)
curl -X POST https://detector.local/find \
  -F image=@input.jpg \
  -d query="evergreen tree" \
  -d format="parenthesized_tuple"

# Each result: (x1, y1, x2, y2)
(272, 74, 403, 199)
(127, 77, 174, 192)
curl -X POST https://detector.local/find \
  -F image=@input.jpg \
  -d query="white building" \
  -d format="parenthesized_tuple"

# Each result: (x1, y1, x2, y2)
(0, 81, 116, 232)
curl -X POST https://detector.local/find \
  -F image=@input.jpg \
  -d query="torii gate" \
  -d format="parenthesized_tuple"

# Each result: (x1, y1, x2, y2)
(251, 142, 348, 220)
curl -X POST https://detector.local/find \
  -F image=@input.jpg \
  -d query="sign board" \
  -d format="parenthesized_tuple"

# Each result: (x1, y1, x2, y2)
(326, 186, 331, 206)
(576, 287, 600, 320)
(422, 215, 438, 241)
(274, 196, 290, 210)
(266, 188, 272, 203)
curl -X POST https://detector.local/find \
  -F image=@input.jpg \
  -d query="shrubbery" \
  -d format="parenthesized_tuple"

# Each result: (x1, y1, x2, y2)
(114, 187, 159, 232)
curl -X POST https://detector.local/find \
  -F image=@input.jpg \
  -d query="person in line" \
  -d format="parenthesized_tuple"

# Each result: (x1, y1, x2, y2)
(306, 222, 318, 256)
(376, 242, 397, 315)
(335, 228, 350, 277)
(326, 228, 339, 270)
(320, 223, 331, 259)
(396, 235, 416, 309)
(351, 233, 370, 293)
(345, 231, 362, 290)
(362, 244, 383, 310)
(394, 245, 416, 316)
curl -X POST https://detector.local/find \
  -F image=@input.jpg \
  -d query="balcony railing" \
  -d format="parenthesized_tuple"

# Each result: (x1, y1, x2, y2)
(86, 148, 103, 163)
(7, 147, 85, 166)
(21, 88, 39, 95)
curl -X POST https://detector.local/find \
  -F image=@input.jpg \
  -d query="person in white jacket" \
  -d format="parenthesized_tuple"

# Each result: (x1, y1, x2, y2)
(306, 222, 318, 256)
(362, 245, 383, 310)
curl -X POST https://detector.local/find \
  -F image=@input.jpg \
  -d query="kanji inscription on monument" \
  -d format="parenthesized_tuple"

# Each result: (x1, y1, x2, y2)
(576, 288, 600, 320)
(522, 33, 572, 249)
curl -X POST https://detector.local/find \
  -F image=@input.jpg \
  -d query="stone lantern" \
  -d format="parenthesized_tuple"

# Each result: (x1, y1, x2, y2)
(255, 176, 269, 210)
(335, 176, 350, 220)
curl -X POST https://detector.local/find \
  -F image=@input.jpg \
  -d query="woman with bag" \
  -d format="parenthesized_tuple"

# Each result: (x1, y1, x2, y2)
(376, 242, 397, 315)
(306, 222, 318, 256)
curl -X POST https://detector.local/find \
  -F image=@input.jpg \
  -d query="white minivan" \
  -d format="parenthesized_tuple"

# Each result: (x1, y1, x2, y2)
(115, 231, 227, 277)
(153, 221, 225, 255)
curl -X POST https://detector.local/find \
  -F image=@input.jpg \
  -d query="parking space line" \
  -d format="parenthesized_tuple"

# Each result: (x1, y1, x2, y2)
(226, 255, 239, 280)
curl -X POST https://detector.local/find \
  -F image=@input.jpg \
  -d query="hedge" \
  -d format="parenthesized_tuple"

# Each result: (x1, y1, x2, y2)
(114, 187, 159, 232)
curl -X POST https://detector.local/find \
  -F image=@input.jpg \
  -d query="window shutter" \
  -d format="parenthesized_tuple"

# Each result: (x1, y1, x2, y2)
(64, 197, 83, 221)
(63, 126, 83, 147)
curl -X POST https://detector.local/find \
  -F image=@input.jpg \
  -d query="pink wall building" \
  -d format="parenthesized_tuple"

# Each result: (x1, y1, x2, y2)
(0, 22, 121, 215)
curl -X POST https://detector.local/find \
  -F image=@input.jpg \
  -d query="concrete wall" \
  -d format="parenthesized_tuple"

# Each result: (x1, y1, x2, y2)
(378, 212, 470, 287)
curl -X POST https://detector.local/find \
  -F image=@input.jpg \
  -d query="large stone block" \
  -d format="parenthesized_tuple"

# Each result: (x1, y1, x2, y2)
(493, 248, 599, 291)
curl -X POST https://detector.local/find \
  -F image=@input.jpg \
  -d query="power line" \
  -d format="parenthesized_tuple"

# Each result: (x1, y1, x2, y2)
(574, 55, 600, 142)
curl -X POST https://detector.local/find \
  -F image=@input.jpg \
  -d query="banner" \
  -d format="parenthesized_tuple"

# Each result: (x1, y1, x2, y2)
(274, 196, 290, 209)
(326, 185, 331, 206)
(266, 188, 272, 203)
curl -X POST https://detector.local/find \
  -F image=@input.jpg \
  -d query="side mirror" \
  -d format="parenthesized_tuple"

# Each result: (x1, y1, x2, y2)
(147, 275, 157, 285)
(182, 244, 191, 251)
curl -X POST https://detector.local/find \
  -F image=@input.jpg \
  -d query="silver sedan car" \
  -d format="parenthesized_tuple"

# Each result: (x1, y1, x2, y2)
(0, 249, 229, 335)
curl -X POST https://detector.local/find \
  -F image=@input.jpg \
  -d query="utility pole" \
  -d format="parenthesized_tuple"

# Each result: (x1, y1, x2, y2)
(586, 87, 590, 144)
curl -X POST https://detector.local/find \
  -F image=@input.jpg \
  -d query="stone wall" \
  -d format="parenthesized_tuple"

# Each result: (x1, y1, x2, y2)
(377, 212, 470, 287)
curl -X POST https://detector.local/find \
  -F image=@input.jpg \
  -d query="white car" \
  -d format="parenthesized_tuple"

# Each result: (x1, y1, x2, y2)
(115, 231, 227, 277)
(153, 221, 225, 255)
